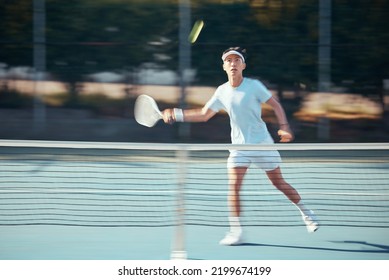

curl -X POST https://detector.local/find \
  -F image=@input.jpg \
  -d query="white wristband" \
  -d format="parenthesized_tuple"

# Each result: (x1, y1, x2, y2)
(173, 108, 184, 122)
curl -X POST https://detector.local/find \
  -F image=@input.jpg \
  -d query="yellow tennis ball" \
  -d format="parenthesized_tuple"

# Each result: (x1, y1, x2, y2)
(188, 20, 204, 44)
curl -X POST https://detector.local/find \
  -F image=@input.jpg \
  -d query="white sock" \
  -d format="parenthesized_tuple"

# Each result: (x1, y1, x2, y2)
(294, 201, 310, 217)
(229, 216, 242, 234)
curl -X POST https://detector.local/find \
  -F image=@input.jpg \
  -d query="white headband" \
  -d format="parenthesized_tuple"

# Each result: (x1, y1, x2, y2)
(221, 50, 245, 63)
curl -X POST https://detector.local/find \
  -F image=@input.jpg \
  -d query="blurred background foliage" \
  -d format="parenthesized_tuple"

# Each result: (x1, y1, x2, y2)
(0, 0, 388, 142)
(1, 0, 388, 91)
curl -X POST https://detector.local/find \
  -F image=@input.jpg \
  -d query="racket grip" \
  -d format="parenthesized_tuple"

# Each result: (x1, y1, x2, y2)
(173, 108, 184, 122)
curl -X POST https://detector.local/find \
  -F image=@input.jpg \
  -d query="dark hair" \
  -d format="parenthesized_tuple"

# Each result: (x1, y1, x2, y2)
(222, 47, 247, 60)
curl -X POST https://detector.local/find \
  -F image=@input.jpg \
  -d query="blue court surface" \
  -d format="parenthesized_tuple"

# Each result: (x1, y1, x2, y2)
(0, 143, 388, 260)
(1, 225, 388, 260)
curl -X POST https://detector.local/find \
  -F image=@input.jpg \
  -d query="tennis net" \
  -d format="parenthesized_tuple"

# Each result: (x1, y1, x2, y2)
(1, 140, 389, 229)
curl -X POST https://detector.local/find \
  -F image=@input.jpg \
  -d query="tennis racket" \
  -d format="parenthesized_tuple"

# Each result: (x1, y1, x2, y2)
(134, 94, 163, 127)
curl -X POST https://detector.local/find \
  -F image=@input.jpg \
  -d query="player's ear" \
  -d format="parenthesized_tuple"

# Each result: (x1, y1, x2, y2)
(242, 62, 246, 70)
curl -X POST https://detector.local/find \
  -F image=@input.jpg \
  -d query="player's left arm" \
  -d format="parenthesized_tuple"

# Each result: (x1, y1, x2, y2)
(265, 96, 294, 142)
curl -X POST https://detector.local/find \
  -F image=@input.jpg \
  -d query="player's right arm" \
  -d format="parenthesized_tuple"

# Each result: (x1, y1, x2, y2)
(162, 107, 216, 124)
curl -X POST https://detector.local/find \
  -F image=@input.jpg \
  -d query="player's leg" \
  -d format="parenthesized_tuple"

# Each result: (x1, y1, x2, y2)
(220, 166, 246, 245)
(265, 166, 300, 203)
(228, 166, 247, 218)
(265, 167, 319, 232)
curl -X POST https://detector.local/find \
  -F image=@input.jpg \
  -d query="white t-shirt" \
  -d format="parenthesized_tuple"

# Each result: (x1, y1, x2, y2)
(204, 77, 272, 144)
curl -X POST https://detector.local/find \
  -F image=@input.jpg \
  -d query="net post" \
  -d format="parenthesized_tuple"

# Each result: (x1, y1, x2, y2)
(170, 147, 188, 260)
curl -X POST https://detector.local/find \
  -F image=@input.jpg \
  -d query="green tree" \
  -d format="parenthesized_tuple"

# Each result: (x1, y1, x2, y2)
(0, 0, 32, 68)
(1, 0, 388, 101)
(332, 0, 389, 93)
(45, 0, 178, 104)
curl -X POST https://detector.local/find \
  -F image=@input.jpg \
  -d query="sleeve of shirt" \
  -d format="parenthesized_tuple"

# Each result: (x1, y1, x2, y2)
(203, 87, 224, 112)
(254, 80, 272, 103)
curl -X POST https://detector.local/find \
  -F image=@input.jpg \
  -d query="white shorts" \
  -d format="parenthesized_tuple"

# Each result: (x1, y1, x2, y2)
(227, 137, 281, 171)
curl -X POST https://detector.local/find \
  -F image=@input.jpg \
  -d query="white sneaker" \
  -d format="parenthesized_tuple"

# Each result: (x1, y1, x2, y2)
(219, 231, 243, 246)
(303, 210, 319, 233)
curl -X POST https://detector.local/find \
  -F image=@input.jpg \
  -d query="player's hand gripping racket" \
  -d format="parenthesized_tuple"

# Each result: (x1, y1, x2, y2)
(134, 95, 163, 127)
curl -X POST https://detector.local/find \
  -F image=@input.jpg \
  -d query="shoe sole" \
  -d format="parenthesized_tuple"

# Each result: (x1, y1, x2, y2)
(219, 239, 244, 246)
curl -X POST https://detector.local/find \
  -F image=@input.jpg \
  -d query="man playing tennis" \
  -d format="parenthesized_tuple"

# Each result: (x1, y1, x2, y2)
(162, 47, 319, 245)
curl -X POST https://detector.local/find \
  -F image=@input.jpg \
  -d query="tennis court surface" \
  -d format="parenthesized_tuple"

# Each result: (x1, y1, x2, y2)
(0, 140, 388, 260)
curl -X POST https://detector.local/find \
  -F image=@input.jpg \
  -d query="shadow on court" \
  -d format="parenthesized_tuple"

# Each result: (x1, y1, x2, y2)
(238, 240, 389, 254)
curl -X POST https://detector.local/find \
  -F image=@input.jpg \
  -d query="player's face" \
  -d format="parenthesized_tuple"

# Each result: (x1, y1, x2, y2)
(223, 54, 246, 76)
